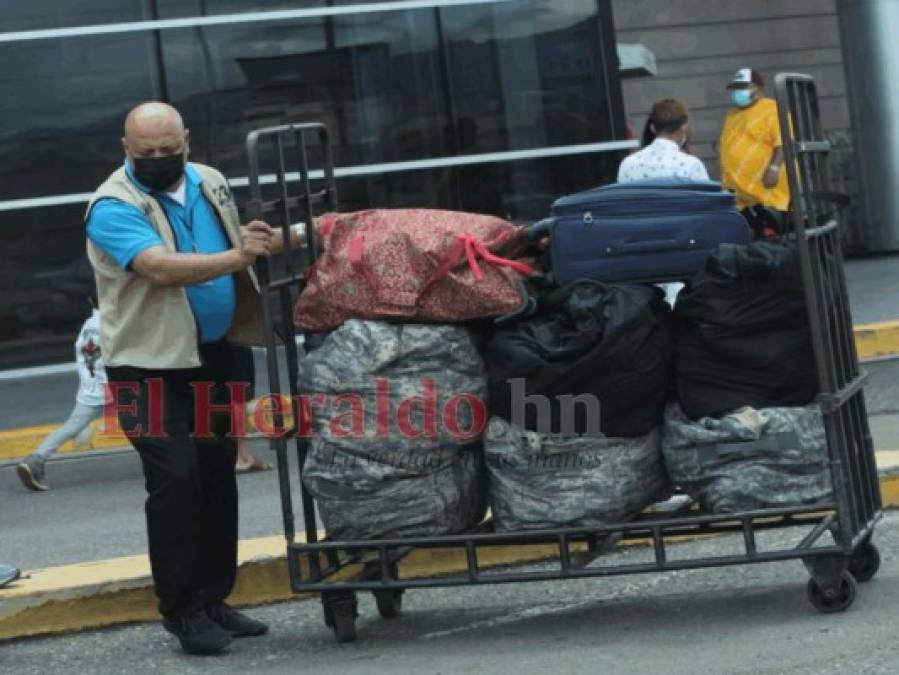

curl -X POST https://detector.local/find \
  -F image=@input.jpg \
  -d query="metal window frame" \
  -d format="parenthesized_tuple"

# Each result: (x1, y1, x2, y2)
(0, 140, 638, 214)
(0, 0, 513, 44)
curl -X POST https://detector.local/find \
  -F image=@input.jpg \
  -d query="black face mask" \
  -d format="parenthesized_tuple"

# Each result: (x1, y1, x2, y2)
(132, 153, 185, 192)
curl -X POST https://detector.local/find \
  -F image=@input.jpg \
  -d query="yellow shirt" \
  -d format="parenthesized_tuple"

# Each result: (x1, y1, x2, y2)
(719, 97, 790, 211)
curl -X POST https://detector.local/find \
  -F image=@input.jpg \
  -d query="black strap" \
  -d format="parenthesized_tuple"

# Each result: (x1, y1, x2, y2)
(702, 431, 802, 460)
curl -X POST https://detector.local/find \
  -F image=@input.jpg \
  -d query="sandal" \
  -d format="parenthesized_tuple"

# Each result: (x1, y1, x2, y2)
(235, 458, 271, 474)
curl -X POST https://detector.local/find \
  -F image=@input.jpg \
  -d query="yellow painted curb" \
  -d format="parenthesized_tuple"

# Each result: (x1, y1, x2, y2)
(879, 474, 899, 507)
(3, 459, 899, 643)
(854, 320, 899, 361)
(0, 536, 291, 641)
(0, 418, 126, 460)
(0, 398, 293, 461)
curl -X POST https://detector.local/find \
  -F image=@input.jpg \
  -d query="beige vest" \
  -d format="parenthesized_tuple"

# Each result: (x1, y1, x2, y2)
(85, 163, 264, 369)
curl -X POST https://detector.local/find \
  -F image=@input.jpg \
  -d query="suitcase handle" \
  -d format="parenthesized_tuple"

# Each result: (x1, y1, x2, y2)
(615, 237, 687, 254)
(526, 218, 555, 241)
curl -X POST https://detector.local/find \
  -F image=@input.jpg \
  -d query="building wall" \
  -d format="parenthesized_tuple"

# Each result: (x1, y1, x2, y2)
(612, 0, 850, 183)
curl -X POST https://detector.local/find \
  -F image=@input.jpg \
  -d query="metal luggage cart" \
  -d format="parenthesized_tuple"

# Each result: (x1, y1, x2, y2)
(246, 73, 881, 644)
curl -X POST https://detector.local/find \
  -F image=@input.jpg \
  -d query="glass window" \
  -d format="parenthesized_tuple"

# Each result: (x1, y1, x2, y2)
(156, 0, 624, 216)
(0, 0, 149, 32)
(0, 3, 162, 368)
(0, 204, 97, 368)
(0, 0, 625, 368)
(0, 32, 163, 200)
(436, 0, 625, 217)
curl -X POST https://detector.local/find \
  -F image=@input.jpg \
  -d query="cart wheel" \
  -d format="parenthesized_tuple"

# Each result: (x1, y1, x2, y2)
(848, 542, 880, 583)
(331, 604, 357, 643)
(373, 589, 404, 619)
(322, 593, 358, 643)
(807, 571, 857, 613)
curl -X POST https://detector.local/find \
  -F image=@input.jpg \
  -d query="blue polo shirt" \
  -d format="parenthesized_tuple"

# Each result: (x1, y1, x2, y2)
(86, 162, 237, 343)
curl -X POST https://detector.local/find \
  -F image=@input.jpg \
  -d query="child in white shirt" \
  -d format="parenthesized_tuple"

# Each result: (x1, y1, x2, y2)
(17, 292, 108, 492)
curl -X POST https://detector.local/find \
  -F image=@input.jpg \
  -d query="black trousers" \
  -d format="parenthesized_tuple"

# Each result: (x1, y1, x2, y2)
(107, 341, 252, 619)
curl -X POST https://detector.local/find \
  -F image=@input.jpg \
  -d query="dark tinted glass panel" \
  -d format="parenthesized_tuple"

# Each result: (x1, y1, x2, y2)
(0, 34, 162, 199)
(155, 4, 447, 172)
(0, 0, 148, 31)
(0, 14, 162, 368)
(0, 204, 94, 368)
(158, 0, 623, 215)
(0, 0, 623, 369)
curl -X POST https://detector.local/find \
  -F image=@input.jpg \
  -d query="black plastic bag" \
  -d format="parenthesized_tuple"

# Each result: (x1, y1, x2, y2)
(482, 280, 672, 437)
(674, 242, 818, 419)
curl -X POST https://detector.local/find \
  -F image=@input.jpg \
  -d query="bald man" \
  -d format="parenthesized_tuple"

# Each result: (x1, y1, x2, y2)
(85, 102, 295, 655)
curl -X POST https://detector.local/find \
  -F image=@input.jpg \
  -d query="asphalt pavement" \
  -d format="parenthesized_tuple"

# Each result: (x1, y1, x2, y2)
(0, 439, 304, 570)
(3, 511, 898, 675)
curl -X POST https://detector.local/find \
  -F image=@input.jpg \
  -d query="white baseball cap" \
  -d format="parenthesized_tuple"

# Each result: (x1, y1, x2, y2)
(727, 68, 763, 89)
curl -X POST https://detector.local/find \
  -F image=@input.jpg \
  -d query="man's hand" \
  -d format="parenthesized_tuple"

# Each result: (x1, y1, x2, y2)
(763, 147, 785, 189)
(240, 220, 275, 265)
(762, 165, 780, 189)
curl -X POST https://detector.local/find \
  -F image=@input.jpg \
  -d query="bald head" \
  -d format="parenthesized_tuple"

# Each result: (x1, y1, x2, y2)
(122, 102, 189, 160)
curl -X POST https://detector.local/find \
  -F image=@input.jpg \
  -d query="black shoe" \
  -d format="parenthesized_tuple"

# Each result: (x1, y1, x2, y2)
(16, 455, 49, 492)
(206, 602, 269, 637)
(163, 609, 233, 655)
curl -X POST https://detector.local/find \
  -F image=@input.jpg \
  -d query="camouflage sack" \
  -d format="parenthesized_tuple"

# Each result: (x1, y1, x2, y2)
(304, 446, 484, 541)
(662, 403, 833, 513)
(484, 417, 671, 531)
(299, 320, 488, 540)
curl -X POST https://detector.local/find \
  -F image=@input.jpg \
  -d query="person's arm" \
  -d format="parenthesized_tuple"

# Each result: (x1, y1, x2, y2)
(132, 247, 249, 286)
(132, 220, 273, 286)
(87, 200, 273, 286)
(762, 146, 784, 189)
(617, 155, 634, 183)
(270, 222, 304, 255)
(762, 102, 785, 189)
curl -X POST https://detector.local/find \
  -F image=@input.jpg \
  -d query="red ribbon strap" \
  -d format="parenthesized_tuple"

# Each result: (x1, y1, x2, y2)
(427, 232, 534, 286)
(348, 234, 382, 292)
(459, 233, 535, 280)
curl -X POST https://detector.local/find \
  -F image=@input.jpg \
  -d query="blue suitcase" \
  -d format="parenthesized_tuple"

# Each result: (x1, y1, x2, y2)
(538, 179, 750, 285)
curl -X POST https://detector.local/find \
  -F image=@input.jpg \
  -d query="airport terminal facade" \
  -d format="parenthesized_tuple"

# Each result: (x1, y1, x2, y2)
(0, 0, 627, 368)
